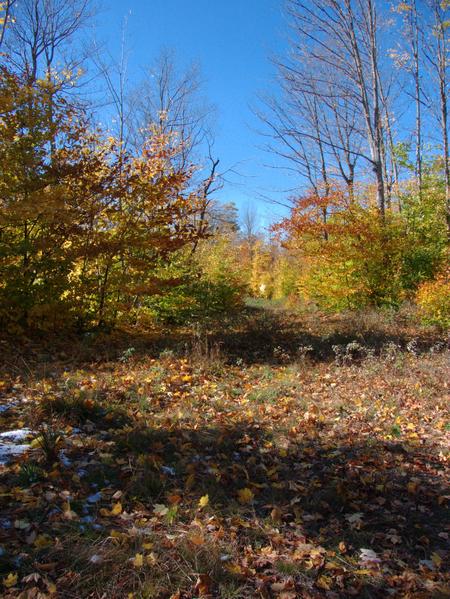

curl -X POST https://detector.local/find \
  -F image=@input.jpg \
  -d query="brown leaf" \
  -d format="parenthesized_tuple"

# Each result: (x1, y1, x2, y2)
(194, 573, 212, 597)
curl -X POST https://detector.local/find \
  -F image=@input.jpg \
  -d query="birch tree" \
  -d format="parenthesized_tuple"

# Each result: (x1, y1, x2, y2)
(263, 0, 399, 218)
(424, 0, 450, 233)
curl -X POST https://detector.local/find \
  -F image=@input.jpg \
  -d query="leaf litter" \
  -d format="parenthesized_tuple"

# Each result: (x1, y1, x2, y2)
(0, 331, 448, 598)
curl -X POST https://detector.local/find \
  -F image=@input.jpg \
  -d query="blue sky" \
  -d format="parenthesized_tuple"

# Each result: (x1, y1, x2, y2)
(95, 0, 292, 227)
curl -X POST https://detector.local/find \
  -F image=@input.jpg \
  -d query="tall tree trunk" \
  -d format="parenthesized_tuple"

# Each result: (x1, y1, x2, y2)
(368, 0, 385, 218)
(345, 0, 386, 217)
(411, 0, 423, 194)
(441, 78, 450, 235)
(436, 7, 450, 235)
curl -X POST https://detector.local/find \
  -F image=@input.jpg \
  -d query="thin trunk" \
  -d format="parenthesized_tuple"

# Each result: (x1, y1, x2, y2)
(436, 8, 450, 235)
(0, 0, 15, 49)
(313, 97, 330, 240)
(345, 0, 385, 217)
(441, 78, 450, 234)
(368, 0, 385, 217)
(378, 71, 400, 211)
(411, 0, 423, 193)
(97, 263, 110, 327)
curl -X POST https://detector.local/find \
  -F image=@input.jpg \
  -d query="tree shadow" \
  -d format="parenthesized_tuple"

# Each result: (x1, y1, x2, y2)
(0, 306, 446, 378)
(186, 307, 446, 365)
(112, 420, 449, 597)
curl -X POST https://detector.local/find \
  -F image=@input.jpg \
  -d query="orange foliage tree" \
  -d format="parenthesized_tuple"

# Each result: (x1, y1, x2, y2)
(0, 66, 207, 331)
(273, 184, 417, 310)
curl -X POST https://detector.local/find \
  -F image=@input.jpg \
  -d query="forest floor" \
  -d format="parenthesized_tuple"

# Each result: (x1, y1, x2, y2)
(0, 307, 448, 598)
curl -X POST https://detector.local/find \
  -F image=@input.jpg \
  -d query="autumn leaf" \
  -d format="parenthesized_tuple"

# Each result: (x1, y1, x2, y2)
(316, 575, 332, 590)
(132, 553, 144, 568)
(359, 548, 381, 566)
(198, 494, 209, 509)
(194, 573, 212, 596)
(153, 504, 169, 516)
(34, 534, 53, 549)
(168, 493, 182, 505)
(46, 580, 57, 594)
(189, 533, 205, 546)
(3, 572, 18, 588)
(237, 487, 254, 504)
(111, 502, 122, 516)
(270, 506, 282, 523)
(146, 553, 157, 565)
(62, 503, 78, 520)
(431, 552, 442, 568)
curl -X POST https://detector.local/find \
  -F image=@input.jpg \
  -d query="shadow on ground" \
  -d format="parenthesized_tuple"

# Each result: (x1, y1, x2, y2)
(107, 421, 448, 597)
(1, 307, 446, 377)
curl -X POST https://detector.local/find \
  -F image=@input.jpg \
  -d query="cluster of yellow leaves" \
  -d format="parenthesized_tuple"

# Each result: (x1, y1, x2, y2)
(416, 265, 450, 328)
(0, 65, 209, 331)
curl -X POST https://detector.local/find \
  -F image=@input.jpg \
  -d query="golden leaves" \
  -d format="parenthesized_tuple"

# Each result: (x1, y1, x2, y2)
(3, 572, 18, 588)
(237, 487, 254, 504)
(132, 552, 157, 569)
(0, 64, 207, 331)
(198, 494, 209, 509)
(0, 311, 448, 599)
(34, 534, 53, 549)
(111, 502, 122, 516)
(100, 502, 122, 517)
(132, 553, 143, 568)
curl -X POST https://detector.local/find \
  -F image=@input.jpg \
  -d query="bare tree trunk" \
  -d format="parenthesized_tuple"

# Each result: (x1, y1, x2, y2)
(378, 74, 401, 211)
(441, 76, 450, 235)
(402, 0, 423, 193)
(344, 0, 386, 217)
(0, 0, 17, 49)
(413, 13, 423, 194)
(424, 0, 450, 235)
(191, 155, 220, 253)
(435, 2, 450, 235)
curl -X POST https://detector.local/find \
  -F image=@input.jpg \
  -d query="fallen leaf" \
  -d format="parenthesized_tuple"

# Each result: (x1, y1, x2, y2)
(198, 494, 209, 509)
(153, 504, 169, 516)
(111, 502, 122, 516)
(237, 487, 254, 504)
(132, 553, 144, 568)
(3, 572, 18, 588)
(194, 573, 212, 596)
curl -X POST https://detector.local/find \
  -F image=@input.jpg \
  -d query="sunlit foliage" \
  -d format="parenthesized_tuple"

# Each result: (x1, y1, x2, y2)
(0, 67, 206, 331)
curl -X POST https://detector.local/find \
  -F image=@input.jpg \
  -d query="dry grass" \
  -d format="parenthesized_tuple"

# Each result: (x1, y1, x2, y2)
(0, 307, 448, 598)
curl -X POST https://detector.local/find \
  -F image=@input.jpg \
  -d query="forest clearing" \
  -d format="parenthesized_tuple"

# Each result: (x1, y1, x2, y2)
(1, 0, 450, 597)
(0, 308, 448, 598)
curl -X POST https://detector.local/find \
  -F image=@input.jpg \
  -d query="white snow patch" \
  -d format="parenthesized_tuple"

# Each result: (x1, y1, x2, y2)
(0, 428, 32, 465)
(0, 428, 32, 441)
(0, 401, 19, 414)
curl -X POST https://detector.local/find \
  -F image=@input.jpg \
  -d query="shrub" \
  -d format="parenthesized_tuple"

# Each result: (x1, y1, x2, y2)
(147, 277, 245, 325)
(273, 182, 448, 312)
(415, 266, 450, 329)
(145, 237, 247, 325)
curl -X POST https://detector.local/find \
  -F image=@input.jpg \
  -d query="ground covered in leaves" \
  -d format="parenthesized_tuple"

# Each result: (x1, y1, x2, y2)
(0, 309, 449, 598)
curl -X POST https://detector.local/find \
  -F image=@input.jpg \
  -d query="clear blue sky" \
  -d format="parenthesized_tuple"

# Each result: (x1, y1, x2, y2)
(95, 0, 292, 227)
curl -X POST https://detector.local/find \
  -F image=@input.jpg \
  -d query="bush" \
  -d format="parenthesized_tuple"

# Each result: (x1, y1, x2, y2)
(147, 277, 245, 325)
(274, 183, 448, 313)
(296, 209, 407, 311)
(143, 238, 247, 325)
(415, 266, 450, 329)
